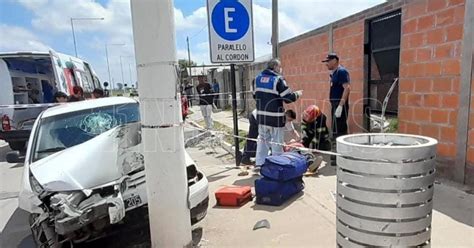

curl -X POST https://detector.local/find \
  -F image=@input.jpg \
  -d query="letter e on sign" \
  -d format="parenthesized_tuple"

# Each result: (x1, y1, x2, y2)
(207, 0, 255, 63)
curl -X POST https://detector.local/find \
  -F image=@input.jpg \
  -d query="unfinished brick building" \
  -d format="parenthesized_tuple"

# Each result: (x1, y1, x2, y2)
(278, 0, 473, 185)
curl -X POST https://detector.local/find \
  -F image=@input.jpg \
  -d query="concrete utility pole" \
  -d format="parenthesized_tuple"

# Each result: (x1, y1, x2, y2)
(131, 1, 192, 247)
(120, 56, 125, 85)
(272, 0, 279, 58)
(128, 62, 133, 85)
(187, 36, 193, 85)
(70, 17, 104, 57)
(105, 43, 125, 90)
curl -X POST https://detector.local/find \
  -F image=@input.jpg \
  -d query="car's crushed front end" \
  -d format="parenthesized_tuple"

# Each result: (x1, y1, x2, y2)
(18, 99, 209, 246)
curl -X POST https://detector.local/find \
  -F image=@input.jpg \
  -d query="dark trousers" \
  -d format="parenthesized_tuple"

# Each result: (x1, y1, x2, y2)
(331, 102, 349, 138)
(188, 95, 194, 107)
(241, 113, 258, 163)
(331, 102, 349, 165)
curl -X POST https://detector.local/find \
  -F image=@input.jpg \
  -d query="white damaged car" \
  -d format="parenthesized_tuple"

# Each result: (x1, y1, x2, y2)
(7, 97, 209, 247)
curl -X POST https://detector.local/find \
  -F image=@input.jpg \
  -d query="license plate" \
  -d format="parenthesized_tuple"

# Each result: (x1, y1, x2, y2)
(124, 194, 142, 209)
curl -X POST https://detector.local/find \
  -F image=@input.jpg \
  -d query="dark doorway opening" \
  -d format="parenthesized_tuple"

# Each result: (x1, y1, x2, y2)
(364, 10, 402, 132)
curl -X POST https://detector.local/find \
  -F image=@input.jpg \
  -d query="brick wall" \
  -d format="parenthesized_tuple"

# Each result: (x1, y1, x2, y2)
(280, 32, 332, 123)
(280, 21, 365, 133)
(397, 0, 466, 180)
(278, 0, 472, 184)
(333, 21, 365, 132)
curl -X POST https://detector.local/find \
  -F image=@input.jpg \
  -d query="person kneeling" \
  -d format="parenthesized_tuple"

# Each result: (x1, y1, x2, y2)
(301, 105, 331, 172)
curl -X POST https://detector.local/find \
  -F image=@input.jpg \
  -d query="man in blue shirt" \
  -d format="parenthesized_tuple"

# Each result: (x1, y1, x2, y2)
(254, 59, 303, 167)
(323, 53, 351, 165)
(212, 79, 220, 108)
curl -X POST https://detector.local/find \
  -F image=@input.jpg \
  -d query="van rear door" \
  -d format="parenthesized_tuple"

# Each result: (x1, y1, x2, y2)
(49, 50, 68, 94)
(0, 58, 13, 105)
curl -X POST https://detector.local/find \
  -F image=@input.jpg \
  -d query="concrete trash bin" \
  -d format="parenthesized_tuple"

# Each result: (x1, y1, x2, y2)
(336, 134, 438, 247)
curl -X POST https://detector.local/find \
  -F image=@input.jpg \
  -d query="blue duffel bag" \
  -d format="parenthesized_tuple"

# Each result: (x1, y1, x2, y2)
(260, 152, 309, 181)
(255, 177, 304, 206)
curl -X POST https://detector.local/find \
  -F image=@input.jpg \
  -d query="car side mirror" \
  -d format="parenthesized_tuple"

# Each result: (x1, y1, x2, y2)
(6, 151, 23, 163)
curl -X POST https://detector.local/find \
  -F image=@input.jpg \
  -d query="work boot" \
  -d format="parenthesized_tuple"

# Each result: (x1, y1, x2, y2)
(240, 156, 255, 166)
(308, 156, 323, 173)
(330, 155, 337, 166)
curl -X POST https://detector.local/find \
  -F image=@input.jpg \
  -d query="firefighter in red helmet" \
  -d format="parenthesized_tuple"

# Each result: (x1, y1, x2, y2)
(301, 105, 331, 151)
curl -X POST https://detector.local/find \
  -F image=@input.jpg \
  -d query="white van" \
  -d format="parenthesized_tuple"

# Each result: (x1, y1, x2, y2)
(0, 51, 102, 150)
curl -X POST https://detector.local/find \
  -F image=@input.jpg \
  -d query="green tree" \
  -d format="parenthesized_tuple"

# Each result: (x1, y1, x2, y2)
(178, 59, 196, 70)
(178, 59, 196, 82)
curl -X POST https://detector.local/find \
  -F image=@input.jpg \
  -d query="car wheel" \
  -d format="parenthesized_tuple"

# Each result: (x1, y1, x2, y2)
(29, 214, 72, 248)
(8, 141, 26, 151)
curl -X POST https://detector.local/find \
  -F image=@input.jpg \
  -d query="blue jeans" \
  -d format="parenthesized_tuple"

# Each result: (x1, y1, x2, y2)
(256, 125, 284, 166)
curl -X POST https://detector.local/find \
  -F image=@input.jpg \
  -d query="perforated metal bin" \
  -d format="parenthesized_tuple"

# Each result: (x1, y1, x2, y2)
(336, 134, 438, 247)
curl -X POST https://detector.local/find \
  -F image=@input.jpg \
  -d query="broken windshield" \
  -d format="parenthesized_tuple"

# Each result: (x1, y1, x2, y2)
(32, 103, 140, 162)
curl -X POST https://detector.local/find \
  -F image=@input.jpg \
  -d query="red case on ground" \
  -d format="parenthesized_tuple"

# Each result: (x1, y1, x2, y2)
(215, 186, 252, 207)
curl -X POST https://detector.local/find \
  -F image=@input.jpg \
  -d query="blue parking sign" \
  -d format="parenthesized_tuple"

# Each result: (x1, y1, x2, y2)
(211, 0, 250, 41)
(207, 0, 254, 63)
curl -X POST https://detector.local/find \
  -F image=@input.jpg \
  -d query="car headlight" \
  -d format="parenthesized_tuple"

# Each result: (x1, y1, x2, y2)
(29, 174, 44, 195)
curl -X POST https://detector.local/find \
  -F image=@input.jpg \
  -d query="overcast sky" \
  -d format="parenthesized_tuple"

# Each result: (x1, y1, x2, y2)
(0, 0, 385, 86)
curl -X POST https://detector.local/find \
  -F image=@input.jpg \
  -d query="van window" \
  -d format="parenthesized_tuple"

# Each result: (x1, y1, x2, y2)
(4, 56, 55, 104)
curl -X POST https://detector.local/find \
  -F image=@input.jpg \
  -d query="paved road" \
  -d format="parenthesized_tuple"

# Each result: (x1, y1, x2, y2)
(0, 141, 32, 248)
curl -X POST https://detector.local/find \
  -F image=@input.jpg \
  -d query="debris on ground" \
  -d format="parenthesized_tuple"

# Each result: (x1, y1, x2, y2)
(330, 191, 337, 203)
(238, 170, 249, 176)
(253, 219, 271, 230)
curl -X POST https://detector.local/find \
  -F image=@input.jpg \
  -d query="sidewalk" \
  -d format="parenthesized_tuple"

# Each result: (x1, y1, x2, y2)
(189, 106, 249, 132)
(192, 144, 474, 247)
(189, 109, 474, 247)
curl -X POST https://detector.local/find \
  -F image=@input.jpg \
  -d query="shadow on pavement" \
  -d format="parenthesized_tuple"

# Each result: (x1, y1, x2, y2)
(0, 208, 33, 248)
(0, 144, 11, 162)
(192, 227, 203, 247)
(9, 163, 24, 169)
(315, 163, 336, 177)
(80, 207, 205, 248)
(207, 175, 229, 183)
(232, 174, 260, 187)
(205, 166, 237, 183)
(250, 191, 305, 212)
(432, 184, 474, 227)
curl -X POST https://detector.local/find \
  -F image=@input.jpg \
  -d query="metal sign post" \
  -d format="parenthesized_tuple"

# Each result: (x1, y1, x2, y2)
(207, 0, 254, 166)
(230, 64, 240, 165)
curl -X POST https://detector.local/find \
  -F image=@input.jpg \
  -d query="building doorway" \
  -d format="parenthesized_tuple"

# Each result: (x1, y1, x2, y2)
(365, 10, 402, 132)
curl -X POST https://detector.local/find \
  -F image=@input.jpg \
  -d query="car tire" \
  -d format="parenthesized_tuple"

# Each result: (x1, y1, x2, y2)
(8, 141, 26, 151)
(29, 214, 73, 248)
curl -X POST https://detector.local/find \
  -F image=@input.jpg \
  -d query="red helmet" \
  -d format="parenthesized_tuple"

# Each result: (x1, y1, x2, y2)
(302, 105, 321, 123)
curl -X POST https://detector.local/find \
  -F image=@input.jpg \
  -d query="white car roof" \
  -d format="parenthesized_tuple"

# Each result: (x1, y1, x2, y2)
(42, 97, 138, 118)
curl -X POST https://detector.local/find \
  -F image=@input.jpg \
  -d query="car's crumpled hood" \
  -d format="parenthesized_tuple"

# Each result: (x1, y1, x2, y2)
(30, 122, 143, 191)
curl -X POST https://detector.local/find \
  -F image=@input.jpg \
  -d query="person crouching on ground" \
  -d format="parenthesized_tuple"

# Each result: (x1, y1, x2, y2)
(240, 109, 258, 166)
(301, 105, 331, 172)
(301, 105, 331, 151)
